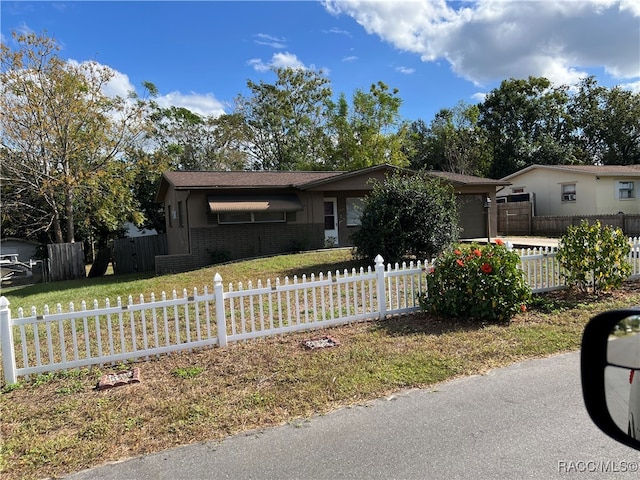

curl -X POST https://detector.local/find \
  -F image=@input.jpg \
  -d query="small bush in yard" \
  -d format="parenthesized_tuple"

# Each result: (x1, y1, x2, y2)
(421, 240, 530, 322)
(557, 220, 631, 296)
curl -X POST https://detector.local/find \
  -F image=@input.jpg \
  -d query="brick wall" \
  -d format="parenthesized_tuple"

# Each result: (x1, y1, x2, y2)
(192, 223, 325, 262)
(155, 223, 325, 274)
(155, 254, 202, 275)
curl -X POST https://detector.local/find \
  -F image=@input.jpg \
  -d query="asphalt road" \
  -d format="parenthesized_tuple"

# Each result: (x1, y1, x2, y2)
(66, 352, 640, 480)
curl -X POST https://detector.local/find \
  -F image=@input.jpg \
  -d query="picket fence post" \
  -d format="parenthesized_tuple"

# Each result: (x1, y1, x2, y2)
(0, 296, 17, 384)
(375, 255, 387, 320)
(214, 273, 228, 347)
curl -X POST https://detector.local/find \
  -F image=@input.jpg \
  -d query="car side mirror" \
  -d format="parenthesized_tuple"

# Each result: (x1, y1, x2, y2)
(581, 309, 640, 451)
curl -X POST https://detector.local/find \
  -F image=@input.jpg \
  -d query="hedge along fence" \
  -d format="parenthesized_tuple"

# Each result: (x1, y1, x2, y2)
(3, 242, 640, 385)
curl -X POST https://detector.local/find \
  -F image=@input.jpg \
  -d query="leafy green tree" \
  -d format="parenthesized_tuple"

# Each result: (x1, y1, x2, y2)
(479, 76, 575, 178)
(0, 31, 150, 243)
(569, 76, 640, 166)
(351, 173, 459, 262)
(233, 67, 333, 171)
(327, 82, 408, 170)
(406, 102, 491, 176)
(557, 220, 631, 296)
(147, 105, 246, 171)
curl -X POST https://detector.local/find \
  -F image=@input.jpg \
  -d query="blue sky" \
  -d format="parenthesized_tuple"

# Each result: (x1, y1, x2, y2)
(1, 1, 639, 123)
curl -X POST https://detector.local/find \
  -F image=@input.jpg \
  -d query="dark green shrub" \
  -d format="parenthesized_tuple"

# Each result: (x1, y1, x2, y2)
(351, 173, 460, 262)
(421, 240, 530, 322)
(208, 248, 231, 265)
(557, 220, 631, 296)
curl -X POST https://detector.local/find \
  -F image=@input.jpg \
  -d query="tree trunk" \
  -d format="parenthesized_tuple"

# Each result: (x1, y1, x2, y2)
(65, 185, 75, 243)
(52, 211, 64, 244)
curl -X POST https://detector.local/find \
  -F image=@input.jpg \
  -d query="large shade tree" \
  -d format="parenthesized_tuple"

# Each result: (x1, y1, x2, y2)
(0, 31, 151, 243)
(479, 76, 575, 178)
(405, 101, 490, 177)
(232, 67, 333, 171)
(569, 76, 640, 166)
(326, 82, 408, 170)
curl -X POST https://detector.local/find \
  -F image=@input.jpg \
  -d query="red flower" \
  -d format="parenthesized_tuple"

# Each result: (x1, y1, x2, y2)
(454, 249, 462, 255)
(473, 249, 482, 257)
(520, 304, 527, 312)
(456, 259, 464, 267)
(480, 263, 492, 274)
(495, 238, 504, 246)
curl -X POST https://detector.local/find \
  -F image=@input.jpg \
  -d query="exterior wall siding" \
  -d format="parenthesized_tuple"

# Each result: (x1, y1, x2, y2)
(157, 223, 325, 274)
(192, 223, 325, 262)
(506, 169, 640, 216)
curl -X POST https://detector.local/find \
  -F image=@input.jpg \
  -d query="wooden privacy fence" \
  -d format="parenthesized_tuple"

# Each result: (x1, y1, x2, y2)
(112, 234, 167, 274)
(47, 242, 85, 282)
(3, 243, 640, 384)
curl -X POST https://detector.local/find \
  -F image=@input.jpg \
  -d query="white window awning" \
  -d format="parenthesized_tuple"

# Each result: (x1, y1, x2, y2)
(208, 194, 303, 213)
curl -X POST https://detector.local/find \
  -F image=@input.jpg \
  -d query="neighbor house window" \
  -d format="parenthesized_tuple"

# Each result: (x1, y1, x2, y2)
(218, 211, 285, 224)
(561, 184, 576, 202)
(167, 205, 173, 228)
(511, 187, 525, 194)
(346, 197, 364, 226)
(618, 181, 635, 199)
(178, 201, 184, 227)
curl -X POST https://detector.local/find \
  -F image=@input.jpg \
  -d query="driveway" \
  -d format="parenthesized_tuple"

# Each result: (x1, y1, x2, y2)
(66, 352, 638, 480)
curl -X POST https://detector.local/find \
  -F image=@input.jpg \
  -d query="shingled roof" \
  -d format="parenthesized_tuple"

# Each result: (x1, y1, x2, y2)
(156, 165, 509, 202)
(162, 170, 344, 189)
(501, 164, 640, 180)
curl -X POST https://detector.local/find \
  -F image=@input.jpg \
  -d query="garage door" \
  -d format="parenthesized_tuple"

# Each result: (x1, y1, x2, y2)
(458, 194, 487, 239)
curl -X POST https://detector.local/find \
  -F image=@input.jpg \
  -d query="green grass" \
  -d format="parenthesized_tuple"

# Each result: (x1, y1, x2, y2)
(2, 249, 640, 480)
(1, 249, 359, 312)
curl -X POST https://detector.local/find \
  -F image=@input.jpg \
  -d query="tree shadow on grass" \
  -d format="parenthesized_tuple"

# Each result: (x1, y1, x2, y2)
(1, 270, 157, 300)
(374, 312, 503, 337)
(275, 258, 371, 281)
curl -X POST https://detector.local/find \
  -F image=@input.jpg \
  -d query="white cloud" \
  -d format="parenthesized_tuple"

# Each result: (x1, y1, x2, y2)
(102, 68, 137, 98)
(323, 0, 640, 87)
(153, 92, 226, 118)
(66, 60, 226, 117)
(471, 91, 487, 103)
(396, 66, 415, 75)
(248, 52, 308, 72)
(619, 80, 640, 93)
(254, 33, 287, 49)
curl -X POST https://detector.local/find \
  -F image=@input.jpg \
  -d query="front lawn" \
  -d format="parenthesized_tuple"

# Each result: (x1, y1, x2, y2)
(2, 250, 639, 480)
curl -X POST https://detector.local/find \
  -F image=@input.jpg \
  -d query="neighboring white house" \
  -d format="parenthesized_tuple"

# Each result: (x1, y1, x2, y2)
(500, 165, 640, 216)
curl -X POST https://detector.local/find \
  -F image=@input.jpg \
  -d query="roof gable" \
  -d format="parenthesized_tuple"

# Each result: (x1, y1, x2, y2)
(501, 164, 640, 181)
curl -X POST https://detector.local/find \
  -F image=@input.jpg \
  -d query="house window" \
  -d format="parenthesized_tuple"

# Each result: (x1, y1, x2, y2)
(167, 205, 173, 228)
(561, 184, 576, 202)
(618, 181, 635, 199)
(511, 187, 525, 194)
(178, 201, 184, 227)
(218, 211, 285, 224)
(346, 197, 364, 226)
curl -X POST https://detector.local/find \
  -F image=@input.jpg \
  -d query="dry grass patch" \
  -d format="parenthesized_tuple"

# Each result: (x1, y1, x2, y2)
(4, 277, 640, 479)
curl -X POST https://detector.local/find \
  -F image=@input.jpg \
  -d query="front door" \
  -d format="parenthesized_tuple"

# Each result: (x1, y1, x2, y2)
(324, 198, 338, 246)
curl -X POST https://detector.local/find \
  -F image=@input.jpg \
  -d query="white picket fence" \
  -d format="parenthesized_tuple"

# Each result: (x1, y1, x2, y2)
(2, 244, 640, 384)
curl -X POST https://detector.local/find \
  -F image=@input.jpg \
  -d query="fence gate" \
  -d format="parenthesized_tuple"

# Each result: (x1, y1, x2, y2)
(47, 242, 86, 282)
(112, 234, 167, 274)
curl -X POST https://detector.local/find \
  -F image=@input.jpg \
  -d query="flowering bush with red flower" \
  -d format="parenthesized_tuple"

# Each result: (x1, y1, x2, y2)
(420, 242, 530, 322)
